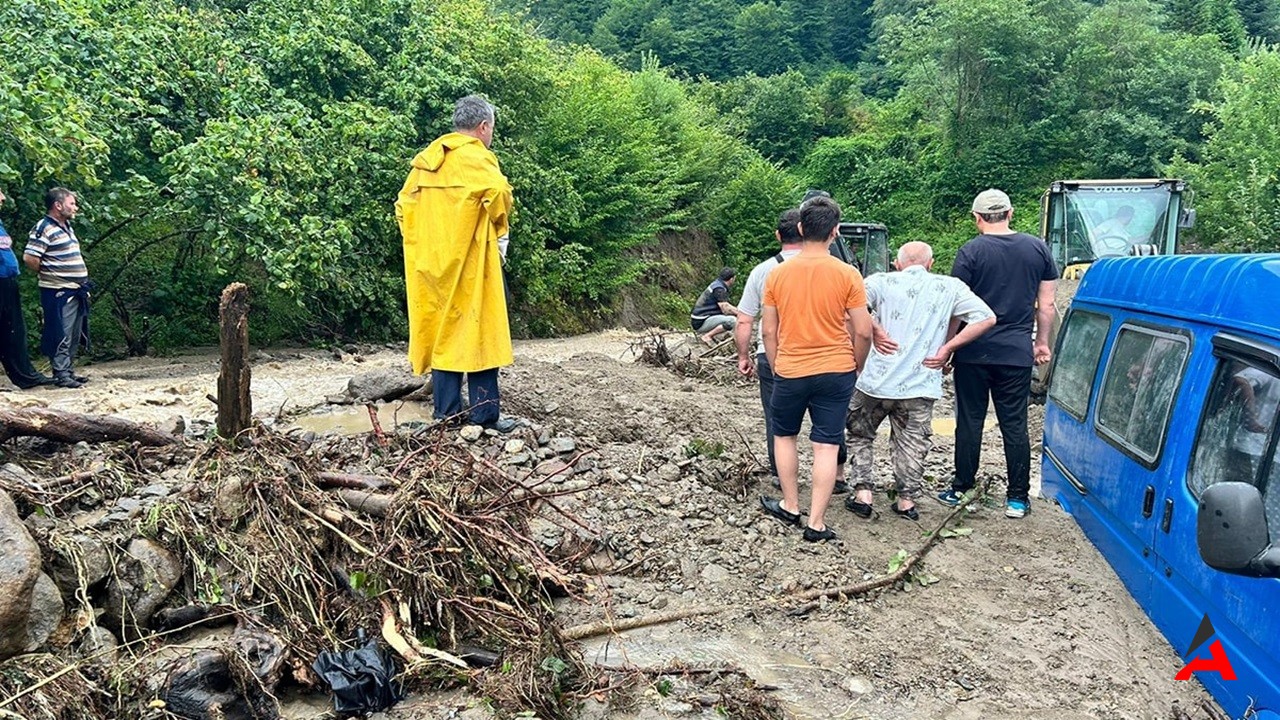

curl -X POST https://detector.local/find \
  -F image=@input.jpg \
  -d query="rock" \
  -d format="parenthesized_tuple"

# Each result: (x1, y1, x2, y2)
(0, 463, 36, 487)
(549, 437, 577, 454)
(459, 425, 483, 442)
(699, 563, 731, 583)
(160, 415, 186, 437)
(535, 459, 572, 478)
(115, 497, 143, 515)
(651, 596, 670, 610)
(24, 573, 63, 651)
(78, 625, 119, 664)
(505, 452, 531, 466)
(103, 539, 184, 635)
(503, 439, 526, 454)
(325, 393, 354, 406)
(536, 428, 552, 446)
(845, 676, 874, 695)
(0, 490, 41, 659)
(657, 495, 675, 508)
(346, 368, 425, 402)
(49, 533, 113, 593)
(140, 484, 170, 498)
(657, 464, 682, 483)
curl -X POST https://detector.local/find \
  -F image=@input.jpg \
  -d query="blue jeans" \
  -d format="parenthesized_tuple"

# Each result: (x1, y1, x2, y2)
(431, 368, 500, 425)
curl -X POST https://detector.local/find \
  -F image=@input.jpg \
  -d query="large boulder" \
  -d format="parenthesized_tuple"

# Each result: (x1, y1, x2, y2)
(24, 573, 63, 651)
(103, 538, 184, 635)
(346, 368, 427, 402)
(0, 490, 41, 659)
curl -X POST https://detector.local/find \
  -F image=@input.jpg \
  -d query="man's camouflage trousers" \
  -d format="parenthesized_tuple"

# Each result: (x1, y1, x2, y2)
(846, 390, 936, 500)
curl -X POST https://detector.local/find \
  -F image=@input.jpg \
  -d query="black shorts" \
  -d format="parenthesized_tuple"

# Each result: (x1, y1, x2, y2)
(770, 370, 856, 445)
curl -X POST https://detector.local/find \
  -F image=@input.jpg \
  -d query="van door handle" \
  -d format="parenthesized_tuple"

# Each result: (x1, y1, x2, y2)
(1142, 486, 1155, 518)
(1161, 499, 1174, 533)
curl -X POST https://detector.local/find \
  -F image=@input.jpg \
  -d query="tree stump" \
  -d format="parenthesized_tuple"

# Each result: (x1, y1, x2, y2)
(217, 283, 252, 438)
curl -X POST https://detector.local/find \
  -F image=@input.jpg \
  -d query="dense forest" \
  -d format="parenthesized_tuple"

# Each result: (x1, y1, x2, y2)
(1, 0, 1278, 353)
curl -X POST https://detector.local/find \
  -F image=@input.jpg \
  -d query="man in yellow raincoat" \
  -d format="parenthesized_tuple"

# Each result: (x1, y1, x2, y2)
(396, 95, 517, 432)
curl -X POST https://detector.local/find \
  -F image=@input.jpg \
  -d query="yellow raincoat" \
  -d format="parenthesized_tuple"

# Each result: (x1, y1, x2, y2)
(395, 132, 514, 375)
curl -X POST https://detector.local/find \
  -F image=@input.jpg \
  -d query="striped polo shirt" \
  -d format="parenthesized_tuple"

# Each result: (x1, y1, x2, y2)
(25, 216, 87, 289)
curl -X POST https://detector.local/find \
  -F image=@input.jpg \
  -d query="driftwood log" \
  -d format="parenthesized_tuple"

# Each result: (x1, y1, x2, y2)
(216, 282, 252, 438)
(0, 407, 174, 446)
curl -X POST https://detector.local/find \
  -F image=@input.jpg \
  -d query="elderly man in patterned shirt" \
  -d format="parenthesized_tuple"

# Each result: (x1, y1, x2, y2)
(845, 241, 996, 520)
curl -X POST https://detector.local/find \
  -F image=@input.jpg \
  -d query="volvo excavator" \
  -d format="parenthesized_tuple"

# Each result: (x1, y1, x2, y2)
(1032, 178, 1197, 398)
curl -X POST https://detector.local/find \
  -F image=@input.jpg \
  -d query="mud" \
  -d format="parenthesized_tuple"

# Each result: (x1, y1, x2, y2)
(0, 330, 1216, 718)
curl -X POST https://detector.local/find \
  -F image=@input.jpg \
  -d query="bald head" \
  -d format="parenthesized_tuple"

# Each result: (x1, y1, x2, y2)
(895, 241, 934, 270)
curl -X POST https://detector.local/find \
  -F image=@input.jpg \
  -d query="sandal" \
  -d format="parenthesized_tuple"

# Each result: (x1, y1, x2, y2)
(759, 496, 802, 527)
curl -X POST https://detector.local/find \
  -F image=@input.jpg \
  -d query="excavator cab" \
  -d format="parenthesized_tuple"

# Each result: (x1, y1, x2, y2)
(831, 222, 891, 277)
(1040, 179, 1195, 279)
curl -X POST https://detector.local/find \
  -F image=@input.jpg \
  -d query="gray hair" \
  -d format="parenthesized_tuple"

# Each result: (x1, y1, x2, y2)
(453, 95, 495, 131)
(896, 241, 933, 265)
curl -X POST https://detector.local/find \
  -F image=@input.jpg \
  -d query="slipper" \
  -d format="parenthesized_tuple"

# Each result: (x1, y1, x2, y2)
(844, 495, 874, 519)
(803, 526, 838, 543)
(759, 496, 802, 527)
(891, 504, 919, 521)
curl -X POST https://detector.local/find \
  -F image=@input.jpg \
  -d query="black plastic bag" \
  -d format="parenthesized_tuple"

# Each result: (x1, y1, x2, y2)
(312, 637, 403, 715)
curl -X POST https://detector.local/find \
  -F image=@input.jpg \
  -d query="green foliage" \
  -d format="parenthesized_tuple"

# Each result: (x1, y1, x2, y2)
(1172, 49, 1280, 252)
(0, 0, 786, 352)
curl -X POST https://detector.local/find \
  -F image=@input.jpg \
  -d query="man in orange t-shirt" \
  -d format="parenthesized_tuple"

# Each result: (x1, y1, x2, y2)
(760, 196, 872, 542)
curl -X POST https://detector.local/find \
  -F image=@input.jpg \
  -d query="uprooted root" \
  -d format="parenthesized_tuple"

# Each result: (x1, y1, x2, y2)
(632, 332, 745, 386)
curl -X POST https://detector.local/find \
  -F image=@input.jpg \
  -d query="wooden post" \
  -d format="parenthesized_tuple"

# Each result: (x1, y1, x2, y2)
(216, 283, 251, 438)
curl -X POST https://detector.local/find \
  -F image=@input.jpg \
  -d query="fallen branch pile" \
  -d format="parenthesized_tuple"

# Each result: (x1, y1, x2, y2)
(631, 331, 746, 386)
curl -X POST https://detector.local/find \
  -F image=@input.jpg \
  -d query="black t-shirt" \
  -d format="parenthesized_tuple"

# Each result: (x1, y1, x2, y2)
(690, 279, 730, 327)
(951, 232, 1059, 367)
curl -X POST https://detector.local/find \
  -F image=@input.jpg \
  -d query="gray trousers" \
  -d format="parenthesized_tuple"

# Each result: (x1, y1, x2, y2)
(50, 293, 87, 378)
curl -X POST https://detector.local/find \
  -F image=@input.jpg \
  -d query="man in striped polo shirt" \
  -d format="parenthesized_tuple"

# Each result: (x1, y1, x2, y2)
(25, 188, 91, 389)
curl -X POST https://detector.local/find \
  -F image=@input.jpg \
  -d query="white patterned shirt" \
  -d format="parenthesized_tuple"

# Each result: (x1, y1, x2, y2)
(857, 265, 993, 400)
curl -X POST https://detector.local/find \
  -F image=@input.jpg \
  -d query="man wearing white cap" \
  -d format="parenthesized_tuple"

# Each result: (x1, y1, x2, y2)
(937, 189, 1058, 519)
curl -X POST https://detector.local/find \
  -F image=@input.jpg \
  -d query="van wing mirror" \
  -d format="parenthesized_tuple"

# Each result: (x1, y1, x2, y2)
(1179, 208, 1197, 229)
(1197, 482, 1280, 577)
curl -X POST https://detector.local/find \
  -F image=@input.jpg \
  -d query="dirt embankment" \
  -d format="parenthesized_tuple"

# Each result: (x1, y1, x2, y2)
(0, 331, 1217, 719)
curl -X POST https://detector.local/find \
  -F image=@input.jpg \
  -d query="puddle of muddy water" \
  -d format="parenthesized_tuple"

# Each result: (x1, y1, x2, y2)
(288, 402, 434, 435)
(581, 625, 847, 720)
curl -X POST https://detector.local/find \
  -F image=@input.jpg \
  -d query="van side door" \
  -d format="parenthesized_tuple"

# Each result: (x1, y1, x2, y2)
(1043, 309, 1163, 602)
(1151, 335, 1280, 718)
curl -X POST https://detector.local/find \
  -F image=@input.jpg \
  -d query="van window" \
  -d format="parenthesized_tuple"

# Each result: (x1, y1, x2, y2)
(1190, 358, 1280, 542)
(1049, 310, 1111, 419)
(1096, 326, 1189, 464)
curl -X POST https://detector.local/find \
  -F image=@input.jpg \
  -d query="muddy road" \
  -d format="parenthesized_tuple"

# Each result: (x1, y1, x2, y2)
(1, 331, 1216, 719)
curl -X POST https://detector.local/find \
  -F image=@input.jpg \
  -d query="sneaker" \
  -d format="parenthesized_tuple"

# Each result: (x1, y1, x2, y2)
(1005, 499, 1029, 519)
(53, 376, 82, 389)
(936, 489, 964, 507)
(802, 526, 837, 543)
(481, 417, 518, 434)
(833, 480, 850, 494)
(71, 373, 90, 384)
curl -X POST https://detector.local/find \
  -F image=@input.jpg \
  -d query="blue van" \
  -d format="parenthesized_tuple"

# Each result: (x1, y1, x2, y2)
(1042, 254, 1280, 719)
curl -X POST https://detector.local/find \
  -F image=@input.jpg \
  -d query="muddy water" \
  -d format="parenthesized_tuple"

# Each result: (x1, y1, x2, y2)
(287, 401, 435, 435)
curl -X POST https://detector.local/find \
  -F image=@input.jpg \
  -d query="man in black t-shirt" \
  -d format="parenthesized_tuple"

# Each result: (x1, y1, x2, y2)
(690, 267, 738, 346)
(937, 189, 1058, 519)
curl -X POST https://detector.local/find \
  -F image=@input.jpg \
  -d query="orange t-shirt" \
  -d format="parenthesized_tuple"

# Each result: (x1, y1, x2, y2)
(763, 254, 866, 378)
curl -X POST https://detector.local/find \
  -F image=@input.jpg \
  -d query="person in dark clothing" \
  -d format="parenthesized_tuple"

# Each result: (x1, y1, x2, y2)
(690, 267, 738, 346)
(0, 190, 52, 389)
(938, 188, 1058, 519)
